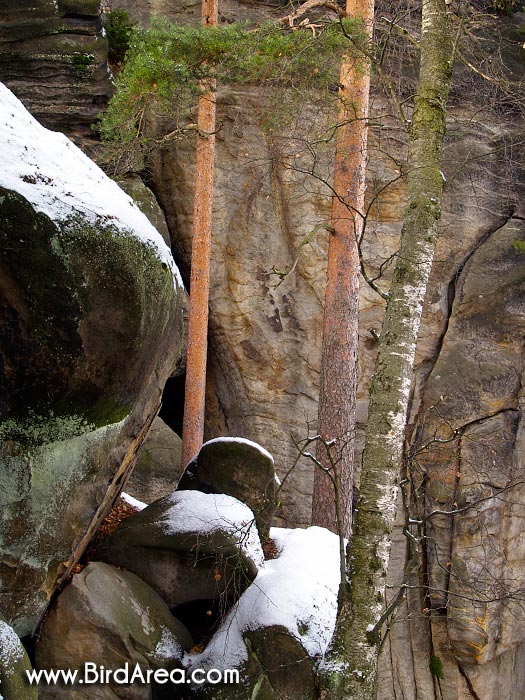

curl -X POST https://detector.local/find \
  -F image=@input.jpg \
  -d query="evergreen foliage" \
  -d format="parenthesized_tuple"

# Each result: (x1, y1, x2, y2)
(98, 17, 359, 171)
(105, 9, 135, 65)
(429, 655, 444, 679)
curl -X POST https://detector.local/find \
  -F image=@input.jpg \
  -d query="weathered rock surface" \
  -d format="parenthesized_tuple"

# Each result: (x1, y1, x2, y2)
(126, 417, 183, 503)
(35, 562, 192, 700)
(0, 84, 184, 635)
(96, 491, 264, 607)
(177, 437, 278, 539)
(107, 0, 286, 29)
(118, 176, 171, 246)
(404, 216, 525, 696)
(378, 145, 525, 699)
(0, 618, 37, 700)
(116, 176, 189, 380)
(190, 630, 316, 700)
(0, 0, 112, 145)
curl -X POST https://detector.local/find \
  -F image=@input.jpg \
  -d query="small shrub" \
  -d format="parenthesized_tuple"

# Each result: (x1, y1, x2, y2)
(72, 53, 95, 72)
(105, 9, 135, 65)
(429, 655, 444, 679)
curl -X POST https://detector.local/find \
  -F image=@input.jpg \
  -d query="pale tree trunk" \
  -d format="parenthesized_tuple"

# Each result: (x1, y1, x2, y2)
(319, 0, 453, 697)
(181, 0, 218, 468)
(312, 0, 374, 539)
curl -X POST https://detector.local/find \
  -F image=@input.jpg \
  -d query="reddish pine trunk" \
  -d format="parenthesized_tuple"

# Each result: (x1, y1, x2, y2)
(312, 0, 373, 538)
(181, 0, 218, 468)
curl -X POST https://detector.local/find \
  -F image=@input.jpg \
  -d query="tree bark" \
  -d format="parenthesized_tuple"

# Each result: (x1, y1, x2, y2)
(180, 0, 218, 468)
(312, 0, 374, 539)
(319, 0, 453, 696)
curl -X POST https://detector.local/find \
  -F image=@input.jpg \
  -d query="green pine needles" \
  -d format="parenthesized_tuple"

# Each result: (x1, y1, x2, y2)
(429, 655, 444, 679)
(98, 16, 360, 172)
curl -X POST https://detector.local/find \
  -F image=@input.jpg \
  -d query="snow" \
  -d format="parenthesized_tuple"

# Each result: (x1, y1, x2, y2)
(162, 491, 264, 568)
(154, 627, 183, 660)
(0, 82, 182, 289)
(0, 620, 24, 674)
(203, 436, 274, 464)
(130, 598, 154, 636)
(121, 492, 147, 511)
(186, 526, 340, 672)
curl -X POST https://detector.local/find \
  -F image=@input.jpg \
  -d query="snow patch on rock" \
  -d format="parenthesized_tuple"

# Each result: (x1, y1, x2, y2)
(121, 492, 147, 511)
(0, 620, 24, 674)
(0, 82, 181, 288)
(163, 491, 264, 569)
(154, 627, 183, 660)
(186, 525, 340, 671)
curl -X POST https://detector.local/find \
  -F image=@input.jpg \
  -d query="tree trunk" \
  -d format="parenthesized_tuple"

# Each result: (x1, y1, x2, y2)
(312, 0, 374, 539)
(319, 0, 453, 697)
(180, 0, 218, 468)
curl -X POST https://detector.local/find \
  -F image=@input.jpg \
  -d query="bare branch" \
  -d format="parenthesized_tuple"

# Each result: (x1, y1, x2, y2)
(277, 0, 347, 27)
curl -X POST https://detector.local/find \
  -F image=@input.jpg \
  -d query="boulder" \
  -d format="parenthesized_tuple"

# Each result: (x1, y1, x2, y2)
(187, 526, 339, 700)
(126, 417, 183, 504)
(117, 177, 171, 246)
(35, 562, 192, 700)
(177, 438, 278, 540)
(96, 491, 264, 608)
(0, 83, 184, 634)
(0, 619, 37, 700)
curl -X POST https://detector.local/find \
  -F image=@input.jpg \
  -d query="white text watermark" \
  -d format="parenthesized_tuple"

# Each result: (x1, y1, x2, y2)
(26, 663, 240, 687)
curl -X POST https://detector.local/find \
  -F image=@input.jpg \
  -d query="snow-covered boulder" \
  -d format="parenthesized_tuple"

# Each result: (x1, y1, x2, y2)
(0, 619, 37, 700)
(0, 82, 185, 634)
(186, 526, 340, 700)
(96, 491, 264, 608)
(177, 437, 279, 539)
(35, 562, 192, 700)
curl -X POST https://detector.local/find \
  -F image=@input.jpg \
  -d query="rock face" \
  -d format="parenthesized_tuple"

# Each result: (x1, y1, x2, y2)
(150, 87, 329, 528)
(126, 416, 184, 503)
(96, 491, 264, 607)
(118, 176, 172, 246)
(0, 84, 184, 635)
(0, 619, 37, 700)
(35, 562, 192, 700)
(177, 437, 279, 539)
(385, 214, 525, 699)
(0, 0, 112, 144)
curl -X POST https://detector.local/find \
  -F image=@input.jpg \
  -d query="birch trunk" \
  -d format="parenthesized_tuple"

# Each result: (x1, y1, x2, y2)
(312, 0, 374, 539)
(180, 0, 218, 468)
(319, 0, 453, 696)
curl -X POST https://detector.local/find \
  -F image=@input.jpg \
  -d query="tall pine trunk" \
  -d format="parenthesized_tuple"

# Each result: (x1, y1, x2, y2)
(312, 0, 374, 538)
(181, 0, 218, 468)
(319, 0, 453, 697)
